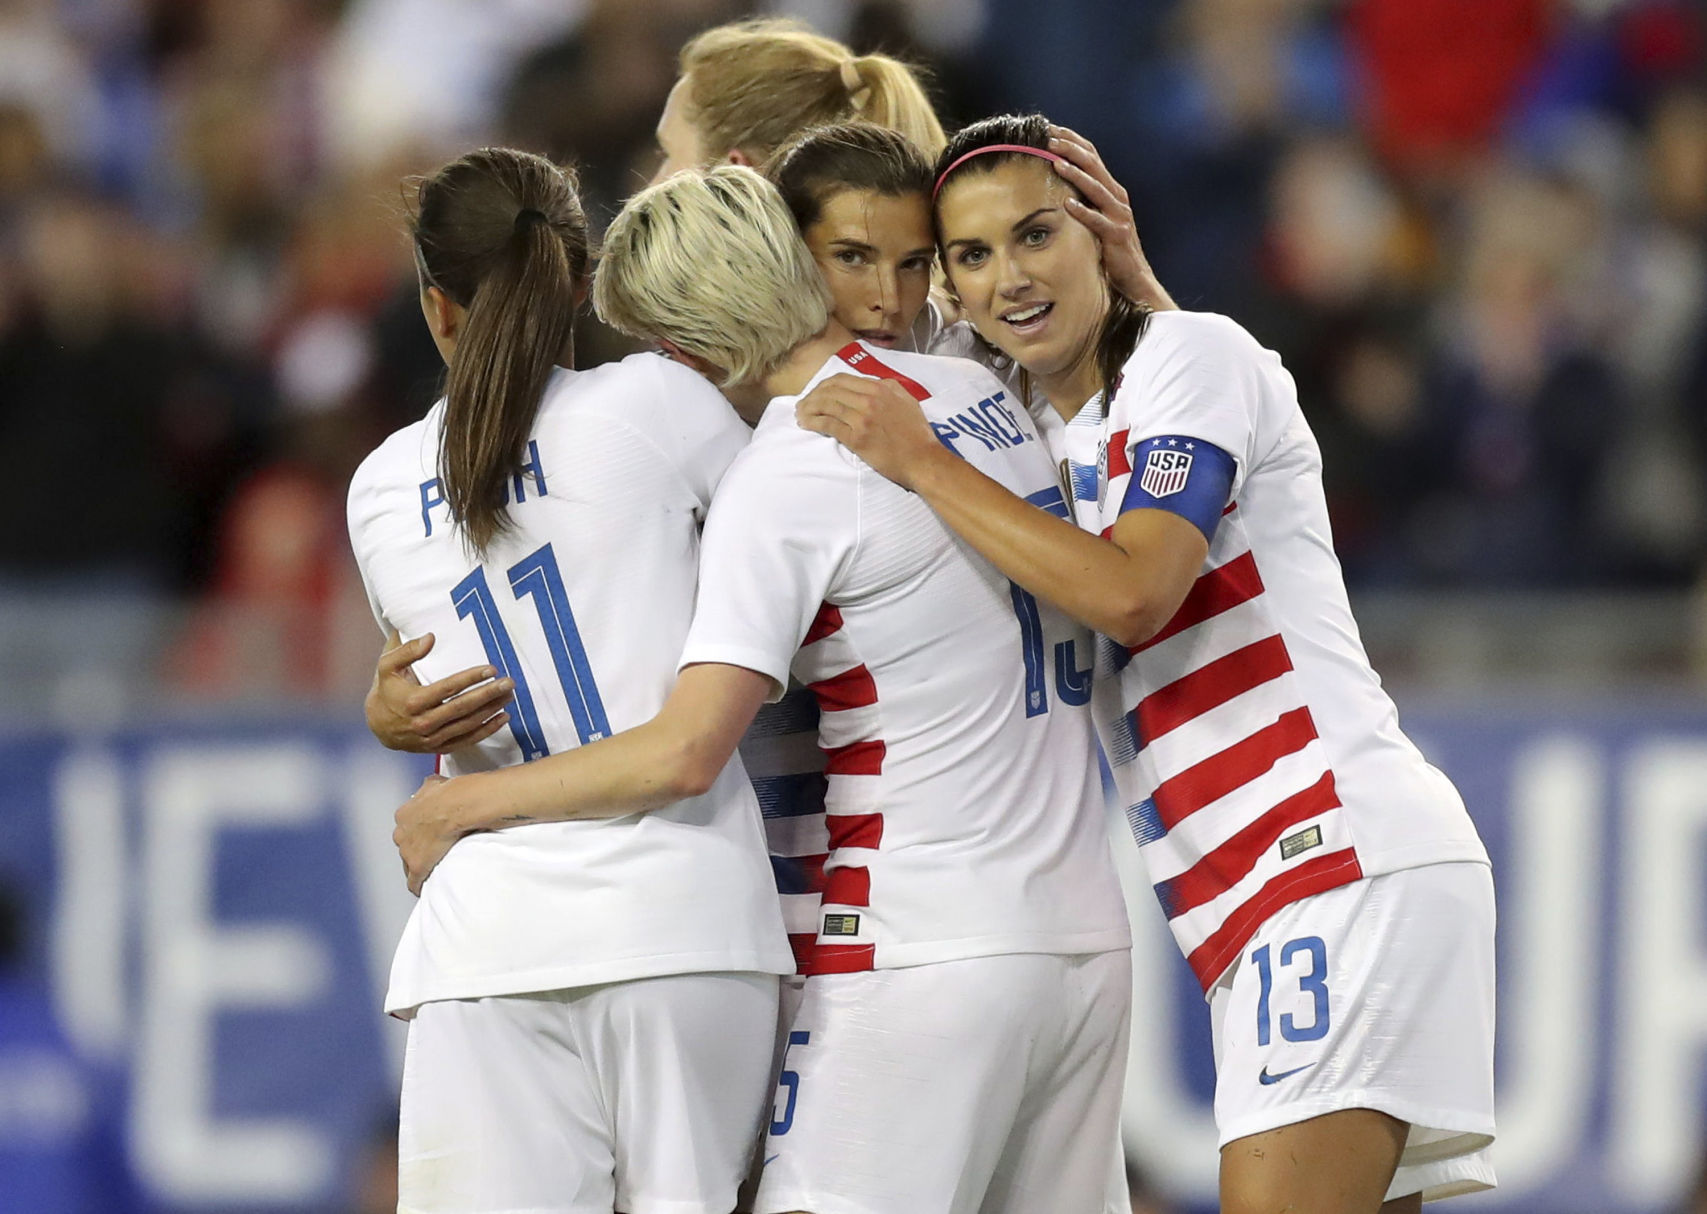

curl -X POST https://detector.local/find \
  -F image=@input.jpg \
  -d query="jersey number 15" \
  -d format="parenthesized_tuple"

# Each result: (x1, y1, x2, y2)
(450, 542, 610, 759)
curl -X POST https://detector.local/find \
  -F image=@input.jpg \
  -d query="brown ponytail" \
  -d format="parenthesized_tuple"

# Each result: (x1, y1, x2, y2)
(411, 148, 588, 556)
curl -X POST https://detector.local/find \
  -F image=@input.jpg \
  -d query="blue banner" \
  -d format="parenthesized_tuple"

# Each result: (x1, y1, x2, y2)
(0, 702, 1704, 1212)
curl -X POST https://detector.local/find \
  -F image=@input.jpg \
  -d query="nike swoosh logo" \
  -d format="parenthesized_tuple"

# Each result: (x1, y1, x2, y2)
(1258, 1064, 1312, 1085)
(763, 1154, 779, 1166)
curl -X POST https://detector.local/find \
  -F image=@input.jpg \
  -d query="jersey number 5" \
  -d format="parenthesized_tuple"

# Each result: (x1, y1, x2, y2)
(449, 542, 610, 760)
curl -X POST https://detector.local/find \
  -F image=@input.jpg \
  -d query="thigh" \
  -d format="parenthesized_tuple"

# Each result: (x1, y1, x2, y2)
(398, 995, 614, 1214)
(1220, 1108, 1409, 1214)
(753, 956, 1055, 1214)
(1211, 863, 1497, 1205)
(980, 950, 1133, 1214)
(582, 972, 781, 1214)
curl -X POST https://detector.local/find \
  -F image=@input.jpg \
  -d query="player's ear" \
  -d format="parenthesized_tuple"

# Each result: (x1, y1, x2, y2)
(656, 337, 722, 380)
(726, 147, 754, 168)
(422, 285, 461, 343)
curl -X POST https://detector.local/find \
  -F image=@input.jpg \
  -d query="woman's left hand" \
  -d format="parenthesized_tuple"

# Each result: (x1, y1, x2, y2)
(796, 373, 947, 490)
(1049, 124, 1176, 312)
(394, 774, 470, 896)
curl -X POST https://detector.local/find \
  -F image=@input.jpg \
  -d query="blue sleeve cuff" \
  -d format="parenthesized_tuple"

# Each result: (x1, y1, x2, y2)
(1119, 436, 1236, 542)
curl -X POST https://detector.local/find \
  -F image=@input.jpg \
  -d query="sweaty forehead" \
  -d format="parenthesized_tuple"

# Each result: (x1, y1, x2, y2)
(814, 189, 932, 245)
(936, 157, 1064, 237)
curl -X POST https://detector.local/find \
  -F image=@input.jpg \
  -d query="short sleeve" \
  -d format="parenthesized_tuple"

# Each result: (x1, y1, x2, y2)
(633, 355, 753, 512)
(345, 450, 394, 636)
(1108, 314, 1268, 537)
(678, 440, 859, 698)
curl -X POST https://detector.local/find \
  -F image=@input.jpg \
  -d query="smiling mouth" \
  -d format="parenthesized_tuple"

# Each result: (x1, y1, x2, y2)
(856, 329, 900, 347)
(1000, 302, 1053, 334)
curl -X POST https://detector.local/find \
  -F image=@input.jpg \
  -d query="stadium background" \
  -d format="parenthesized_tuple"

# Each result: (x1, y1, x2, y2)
(2, 0, 1706, 1210)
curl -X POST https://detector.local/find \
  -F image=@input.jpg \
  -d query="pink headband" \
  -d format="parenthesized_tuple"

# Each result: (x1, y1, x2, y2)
(932, 144, 1064, 200)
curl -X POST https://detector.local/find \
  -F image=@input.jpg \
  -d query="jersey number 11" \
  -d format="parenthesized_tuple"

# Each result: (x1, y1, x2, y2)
(449, 542, 610, 759)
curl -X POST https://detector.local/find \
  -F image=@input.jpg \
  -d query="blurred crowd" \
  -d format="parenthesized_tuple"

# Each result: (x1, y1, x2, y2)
(0, 0, 1704, 699)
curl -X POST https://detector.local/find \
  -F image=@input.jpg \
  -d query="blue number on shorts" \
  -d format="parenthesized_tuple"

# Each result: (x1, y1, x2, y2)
(451, 567, 550, 760)
(771, 1029, 810, 1136)
(449, 544, 607, 757)
(1252, 935, 1331, 1047)
(507, 544, 611, 744)
(1008, 583, 1048, 717)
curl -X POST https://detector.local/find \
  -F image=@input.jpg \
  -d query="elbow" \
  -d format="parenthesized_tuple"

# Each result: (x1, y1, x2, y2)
(658, 740, 723, 802)
(1103, 597, 1173, 651)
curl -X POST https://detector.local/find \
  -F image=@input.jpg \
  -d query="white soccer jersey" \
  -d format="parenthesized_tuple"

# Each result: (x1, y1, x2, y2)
(681, 341, 1131, 975)
(1062, 312, 1488, 992)
(347, 354, 795, 1016)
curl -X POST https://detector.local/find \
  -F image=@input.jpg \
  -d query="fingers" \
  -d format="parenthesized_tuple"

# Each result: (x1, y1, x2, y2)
(408, 675, 515, 739)
(406, 663, 503, 715)
(377, 631, 434, 676)
(1054, 156, 1128, 218)
(1048, 126, 1131, 206)
(421, 708, 510, 753)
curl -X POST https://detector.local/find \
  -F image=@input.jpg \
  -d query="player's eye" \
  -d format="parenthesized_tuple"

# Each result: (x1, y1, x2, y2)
(834, 249, 867, 267)
(954, 245, 989, 268)
(1021, 225, 1051, 248)
(901, 254, 934, 273)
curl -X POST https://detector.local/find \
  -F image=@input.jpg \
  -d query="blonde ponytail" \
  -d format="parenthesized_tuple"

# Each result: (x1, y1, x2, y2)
(679, 19, 945, 166)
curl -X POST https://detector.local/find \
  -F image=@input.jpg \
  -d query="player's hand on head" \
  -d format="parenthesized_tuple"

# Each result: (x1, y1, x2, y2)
(366, 629, 515, 754)
(395, 773, 464, 896)
(795, 374, 944, 492)
(1047, 124, 1176, 313)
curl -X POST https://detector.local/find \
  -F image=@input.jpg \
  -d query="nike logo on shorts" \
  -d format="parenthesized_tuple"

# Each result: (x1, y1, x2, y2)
(1258, 1064, 1312, 1085)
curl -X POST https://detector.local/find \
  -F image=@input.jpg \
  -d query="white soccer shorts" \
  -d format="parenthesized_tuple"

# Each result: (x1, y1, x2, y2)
(398, 971, 780, 1214)
(753, 949, 1132, 1214)
(1209, 861, 1497, 1202)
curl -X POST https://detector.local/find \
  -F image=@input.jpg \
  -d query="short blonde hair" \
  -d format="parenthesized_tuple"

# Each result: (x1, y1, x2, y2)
(594, 166, 831, 387)
(680, 18, 946, 165)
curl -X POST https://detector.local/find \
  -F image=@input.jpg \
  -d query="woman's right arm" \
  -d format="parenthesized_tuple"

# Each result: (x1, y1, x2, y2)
(365, 630, 516, 753)
(392, 662, 772, 893)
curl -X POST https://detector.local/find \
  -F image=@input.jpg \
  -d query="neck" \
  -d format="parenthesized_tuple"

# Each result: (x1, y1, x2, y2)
(1036, 349, 1104, 421)
(761, 319, 858, 399)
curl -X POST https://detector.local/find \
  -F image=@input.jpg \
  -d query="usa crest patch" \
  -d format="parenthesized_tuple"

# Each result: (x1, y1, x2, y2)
(1140, 447, 1193, 498)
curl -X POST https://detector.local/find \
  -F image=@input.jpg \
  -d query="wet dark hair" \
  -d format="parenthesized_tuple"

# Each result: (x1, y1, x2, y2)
(411, 148, 589, 556)
(933, 113, 1149, 405)
(766, 121, 934, 233)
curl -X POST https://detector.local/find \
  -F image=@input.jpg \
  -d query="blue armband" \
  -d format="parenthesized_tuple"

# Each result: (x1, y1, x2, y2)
(1119, 435, 1236, 542)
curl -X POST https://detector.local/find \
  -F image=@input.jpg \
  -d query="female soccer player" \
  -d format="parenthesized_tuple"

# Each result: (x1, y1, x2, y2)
(394, 165, 1134, 1214)
(346, 148, 793, 1214)
(796, 114, 1497, 1214)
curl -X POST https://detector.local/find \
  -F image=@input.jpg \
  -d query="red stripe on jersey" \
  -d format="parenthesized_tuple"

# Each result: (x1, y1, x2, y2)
(837, 342, 931, 401)
(1109, 429, 1132, 478)
(1136, 634, 1293, 742)
(1135, 551, 1265, 654)
(799, 853, 828, 891)
(1184, 847, 1364, 990)
(1222, 501, 1238, 516)
(811, 942, 877, 974)
(808, 664, 878, 712)
(823, 864, 871, 907)
(1153, 771, 1340, 920)
(788, 932, 818, 970)
(826, 812, 884, 851)
(1151, 706, 1318, 832)
(804, 602, 843, 645)
(823, 738, 886, 776)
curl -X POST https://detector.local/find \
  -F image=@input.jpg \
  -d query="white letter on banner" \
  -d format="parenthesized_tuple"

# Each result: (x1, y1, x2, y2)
(1611, 741, 1707, 1202)
(339, 747, 421, 1079)
(131, 744, 333, 1203)
(50, 749, 130, 1059)
(1113, 808, 1219, 1199)
(1492, 736, 1600, 1189)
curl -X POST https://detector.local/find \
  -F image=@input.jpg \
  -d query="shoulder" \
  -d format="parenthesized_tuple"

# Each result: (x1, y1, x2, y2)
(346, 413, 436, 553)
(1125, 310, 1271, 378)
(543, 352, 724, 419)
(866, 346, 1011, 406)
(348, 413, 434, 510)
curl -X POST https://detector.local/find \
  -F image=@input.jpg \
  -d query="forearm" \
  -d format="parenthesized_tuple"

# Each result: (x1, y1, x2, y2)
(450, 721, 713, 833)
(910, 447, 1158, 642)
